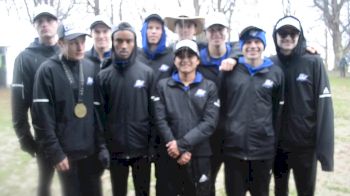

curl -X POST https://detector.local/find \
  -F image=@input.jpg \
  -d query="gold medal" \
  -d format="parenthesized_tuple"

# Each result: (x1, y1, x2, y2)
(74, 103, 87, 118)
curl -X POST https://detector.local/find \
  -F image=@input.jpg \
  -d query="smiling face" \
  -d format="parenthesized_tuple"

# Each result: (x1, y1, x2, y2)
(174, 49, 200, 75)
(242, 38, 264, 64)
(112, 30, 135, 59)
(91, 24, 111, 50)
(276, 26, 300, 55)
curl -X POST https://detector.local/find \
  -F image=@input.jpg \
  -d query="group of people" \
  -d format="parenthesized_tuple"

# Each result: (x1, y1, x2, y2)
(11, 4, 334, 196)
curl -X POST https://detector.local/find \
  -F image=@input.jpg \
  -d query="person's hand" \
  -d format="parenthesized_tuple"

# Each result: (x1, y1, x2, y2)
(19, 135, 37, 157)
(306, 46, 318, 54)
(166, 140, 180, 159)
(98, 148, 110, 169)
(177, 152, 192, 165)
(219, 58, 237, 71)
(55, 157, 69, 171)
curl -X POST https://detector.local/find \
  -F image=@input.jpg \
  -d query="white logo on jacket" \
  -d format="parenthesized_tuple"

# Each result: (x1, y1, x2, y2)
(134, 80, 145, 88)
(296, 73, 309, 81)
(319, 87, 332, 98)
(262, 79, 274, 88)
(195, 89, 206, 97)
(87, 77, 94, 85)
(159, 64, 170, 72)
(214, 99, 220, 107)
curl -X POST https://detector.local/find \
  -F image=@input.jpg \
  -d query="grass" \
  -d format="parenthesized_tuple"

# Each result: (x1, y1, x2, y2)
(0, 72, 349, 195)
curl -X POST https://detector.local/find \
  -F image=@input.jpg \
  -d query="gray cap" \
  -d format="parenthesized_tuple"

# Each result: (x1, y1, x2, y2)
(90, 15, 112, 29)
(33, 5, 57, 22)
(57, 22, 89, 40)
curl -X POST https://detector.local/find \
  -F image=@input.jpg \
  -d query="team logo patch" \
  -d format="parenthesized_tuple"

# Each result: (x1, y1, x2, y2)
(214, 99, 220, 107)
(262, 79, 274, 88)
(134, 80, 145, 88)
(195, 89, 206, 97)
(296, 73, 308, 81)
(159, 64, 170, 72)
(86, 77, 94, 85)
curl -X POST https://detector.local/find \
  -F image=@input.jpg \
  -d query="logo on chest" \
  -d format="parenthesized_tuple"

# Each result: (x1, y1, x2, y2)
(159, 64, 170, 72)
(134, 80, 145, 88)
(195, 89, 207, 97)
(296, 73, 309, 82)
(262, 79, 274, 88)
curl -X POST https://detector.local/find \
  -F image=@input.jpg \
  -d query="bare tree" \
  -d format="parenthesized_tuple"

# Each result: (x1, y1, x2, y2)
(209, 0, 237, 40)
(86, 0, 100, 15)
(282, 0, 292, 15)
(313, 0, 350, 76)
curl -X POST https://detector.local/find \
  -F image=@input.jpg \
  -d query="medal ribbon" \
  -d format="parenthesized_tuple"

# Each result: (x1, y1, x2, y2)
(60, 55, 85, 103)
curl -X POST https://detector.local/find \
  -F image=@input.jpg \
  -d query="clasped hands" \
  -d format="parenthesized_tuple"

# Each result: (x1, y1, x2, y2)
(166, 140, 191, 165)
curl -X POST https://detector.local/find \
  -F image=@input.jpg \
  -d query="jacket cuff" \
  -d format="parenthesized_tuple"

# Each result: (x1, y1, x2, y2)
(177, 138, 191, 154)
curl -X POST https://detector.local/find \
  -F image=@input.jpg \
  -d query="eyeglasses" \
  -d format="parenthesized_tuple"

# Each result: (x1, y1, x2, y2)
(277, 30, 300, 38)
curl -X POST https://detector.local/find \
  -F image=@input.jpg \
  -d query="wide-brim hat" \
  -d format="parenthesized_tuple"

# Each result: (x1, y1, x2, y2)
(164, 15, 204, 35)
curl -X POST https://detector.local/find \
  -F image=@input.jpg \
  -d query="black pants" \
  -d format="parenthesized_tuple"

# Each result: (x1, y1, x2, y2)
(210, 154, 223, 196)
(224, 156, 273, 196)
(158, 153, 211, 196)
(273, 148, 317, 196)
(57, 154, 103, 196)
(110, 156, 151, 196)
(36, 151, 55, 196)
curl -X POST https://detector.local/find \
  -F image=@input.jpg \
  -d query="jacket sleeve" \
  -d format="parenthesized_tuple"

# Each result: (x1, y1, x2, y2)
(152, 81, 175, 143)
(177, 83, 220, 152)
(314, 57, 334, 171)
(11, 53, 32, 141)
(32, 65, 65, 165)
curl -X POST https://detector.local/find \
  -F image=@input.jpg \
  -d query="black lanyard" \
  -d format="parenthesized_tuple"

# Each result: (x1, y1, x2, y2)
(60, 55, 85, 103)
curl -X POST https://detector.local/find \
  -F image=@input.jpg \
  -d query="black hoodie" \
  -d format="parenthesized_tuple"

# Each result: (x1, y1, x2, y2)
(97, 22, 155, 158)
(271, 16, 334, 171)
(11, 38, 59, 143)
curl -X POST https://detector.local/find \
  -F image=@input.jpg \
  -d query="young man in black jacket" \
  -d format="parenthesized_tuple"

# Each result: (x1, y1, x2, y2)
(271, 16, 334, 196)
(153, 39, 219, 196)
(97, 22, 155, 196)
(32, 21, 109, 196)
(11, 5, 59, 196)
(85, 15, 112, 70)
(220, 26, 284, 196)
(137, 13, 174, 196)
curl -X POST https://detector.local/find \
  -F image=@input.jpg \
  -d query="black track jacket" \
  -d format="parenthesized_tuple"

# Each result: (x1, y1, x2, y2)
(220, 62, 284, 160)
(153, 73, 220, 156)
(97, 59, 155, 158)
(11, 38, 59, 142)
(272, 16, 334, 171)
(32, 55, 101, 165)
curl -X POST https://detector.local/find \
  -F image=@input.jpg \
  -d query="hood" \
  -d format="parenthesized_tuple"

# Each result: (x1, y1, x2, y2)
(272, 16, 306, 61)
(141, 20, 167, 60)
